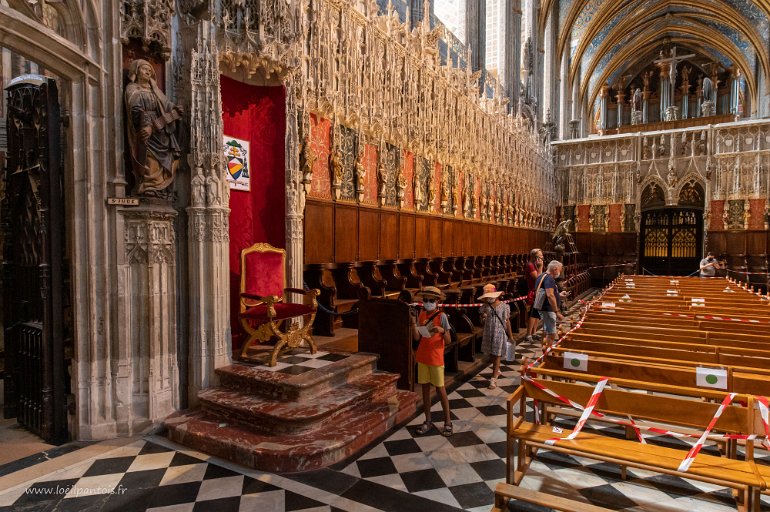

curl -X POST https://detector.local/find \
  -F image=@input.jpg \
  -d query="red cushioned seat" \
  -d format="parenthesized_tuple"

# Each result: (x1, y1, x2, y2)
(241, 302, 315, 323)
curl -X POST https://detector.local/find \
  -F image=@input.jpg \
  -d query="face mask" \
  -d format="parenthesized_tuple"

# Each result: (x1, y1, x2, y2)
(487, 298, 496, 304)
(423, 301, 437, 311)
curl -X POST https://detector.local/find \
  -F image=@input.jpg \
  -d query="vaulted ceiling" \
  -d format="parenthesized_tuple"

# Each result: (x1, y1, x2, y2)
(540, 0, 770, 116)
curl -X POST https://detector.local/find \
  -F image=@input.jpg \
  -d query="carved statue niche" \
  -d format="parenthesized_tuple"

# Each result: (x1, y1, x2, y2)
(124, 59, 183, 199)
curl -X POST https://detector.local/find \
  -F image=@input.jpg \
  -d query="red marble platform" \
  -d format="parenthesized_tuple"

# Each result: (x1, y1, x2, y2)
(165, 352, 418, 473)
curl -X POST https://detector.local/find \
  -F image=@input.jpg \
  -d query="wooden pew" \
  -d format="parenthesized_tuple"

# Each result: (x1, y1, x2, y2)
(506, 379, 765, 511)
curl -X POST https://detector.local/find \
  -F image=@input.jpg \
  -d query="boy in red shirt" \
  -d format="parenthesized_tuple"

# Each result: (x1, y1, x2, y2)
(410, 286, 453, 437)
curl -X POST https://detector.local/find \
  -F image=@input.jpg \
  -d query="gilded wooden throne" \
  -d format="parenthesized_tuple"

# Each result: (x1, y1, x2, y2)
(239, 243, 319, 366)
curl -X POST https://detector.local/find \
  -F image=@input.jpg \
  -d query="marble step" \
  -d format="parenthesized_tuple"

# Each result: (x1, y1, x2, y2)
(165, 389, 417, 473)
(198, 371, 400, 435)
(216, 352, 378, 402)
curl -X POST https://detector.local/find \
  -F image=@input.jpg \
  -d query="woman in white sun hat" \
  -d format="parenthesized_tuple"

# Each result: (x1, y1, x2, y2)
(478, 283, 514, 389)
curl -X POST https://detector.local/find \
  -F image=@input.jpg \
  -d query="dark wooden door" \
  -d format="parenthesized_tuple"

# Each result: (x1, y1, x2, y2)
(639, 208, 702, 276)
(2, 76, 67, 443)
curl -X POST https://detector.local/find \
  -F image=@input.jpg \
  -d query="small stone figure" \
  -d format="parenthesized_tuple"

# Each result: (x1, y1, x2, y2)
(124, 59, 183, 198)
(632, 88, 642, 113)
(702, 76, 714, 103)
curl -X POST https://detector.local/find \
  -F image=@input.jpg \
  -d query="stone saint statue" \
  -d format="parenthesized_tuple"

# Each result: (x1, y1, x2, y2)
(125, 59, 183, 197)
(632, 88, 642, 112)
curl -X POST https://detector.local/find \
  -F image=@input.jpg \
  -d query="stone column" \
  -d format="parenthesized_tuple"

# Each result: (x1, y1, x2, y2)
(642, 87, 650, 123)
(510, 0, 522, 112)
(285, 80, 305, 292)
(465, 0, 486, 93)
(571, 69, 581, 138)
(503, 0, 521, 108)
(186, 27, 232, 405)
(117, 205, 180, 426)
(560, 46, 570, 139)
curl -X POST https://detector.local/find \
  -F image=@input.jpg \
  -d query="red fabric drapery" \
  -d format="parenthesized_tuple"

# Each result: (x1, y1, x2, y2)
(221, 76, 286, 347)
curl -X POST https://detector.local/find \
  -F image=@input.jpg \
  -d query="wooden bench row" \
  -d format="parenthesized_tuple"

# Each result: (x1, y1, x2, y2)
(506, 377, 769, 511)
(499, 277, 770, 511)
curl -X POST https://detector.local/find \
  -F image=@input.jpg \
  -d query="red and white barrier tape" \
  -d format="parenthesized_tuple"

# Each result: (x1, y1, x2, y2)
(658, 312, 768, 325)
(521, 375, 605, 417)
(628, 415, 646, 444)
(727, 269, 770, 276)
(523, 373, 770, 444)
(412, 295, 529, 308)
(545, 378, 608, 446)
(524, 283, 615, 371)
(677, 393, 736, 473)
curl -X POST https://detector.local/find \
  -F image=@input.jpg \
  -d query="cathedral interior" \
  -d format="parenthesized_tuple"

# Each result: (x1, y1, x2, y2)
(1, 0, 770, 510)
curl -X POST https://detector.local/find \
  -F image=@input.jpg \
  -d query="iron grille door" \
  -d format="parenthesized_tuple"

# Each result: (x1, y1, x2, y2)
(639, 208, 702, 276)
(3, 76, 66, 443)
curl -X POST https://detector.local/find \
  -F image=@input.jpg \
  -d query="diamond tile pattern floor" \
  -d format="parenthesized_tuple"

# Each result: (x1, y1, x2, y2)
(2, 339, 769, 511)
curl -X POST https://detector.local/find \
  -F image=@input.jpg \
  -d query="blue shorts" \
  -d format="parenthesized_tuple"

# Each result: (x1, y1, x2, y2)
(541, 311, 557, 334)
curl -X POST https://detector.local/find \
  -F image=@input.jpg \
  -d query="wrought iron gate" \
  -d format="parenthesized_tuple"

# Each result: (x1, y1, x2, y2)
(639, 208, 703, 276)
(2, 76, 67, 443)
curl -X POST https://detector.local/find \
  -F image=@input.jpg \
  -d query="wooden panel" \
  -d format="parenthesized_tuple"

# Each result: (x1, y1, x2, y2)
(707, 231, 726, 255)
(380, 211, 398, 260)
(447, 220, 462, 256)
(725, 231, 747, 255)
(399, 214, 415, 259)
(747, 231, 767, 256)
(429, 217, 442, 257)
(334, 204, 358, 262)
(304, 200, 333, 264)
(442, 219, 453, 256)
(359, 209, 380, 261)
(415, 216, 429, 257)
(460, 222, 472, 255)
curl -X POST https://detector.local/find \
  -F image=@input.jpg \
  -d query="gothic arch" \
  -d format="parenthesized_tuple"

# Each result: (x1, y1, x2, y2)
(676, 175, 706, 208)
(639, 176, 668, 210)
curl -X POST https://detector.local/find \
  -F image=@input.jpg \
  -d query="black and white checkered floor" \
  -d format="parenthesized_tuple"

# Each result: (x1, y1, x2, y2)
(1, 337, 769, 511)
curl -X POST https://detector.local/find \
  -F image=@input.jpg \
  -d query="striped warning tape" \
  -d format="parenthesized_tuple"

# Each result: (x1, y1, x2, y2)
(522, 374, 770, 444)
(411, 295, 529, 308)
(524, 283, 614, 371)
(677, 393, 737, 473)
(545, 378, 609, 445)
(661, 311, 768, 324)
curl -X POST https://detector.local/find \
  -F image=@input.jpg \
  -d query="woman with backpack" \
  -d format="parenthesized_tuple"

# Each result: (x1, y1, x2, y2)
(478, 284, 514, 389)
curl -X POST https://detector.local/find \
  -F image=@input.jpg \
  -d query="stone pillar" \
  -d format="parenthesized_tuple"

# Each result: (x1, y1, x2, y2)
(117, 205, 180, 426)
(285, 80, 305, 292)
(510, 0, 522, 112)
(571, 69, 581, 138)
(186, 27, 232, 405)
(465, 0, 486, 93)
(642, 87, 650, 123)
(615, 89, 625, 128)
(560, 46, 570, 139)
